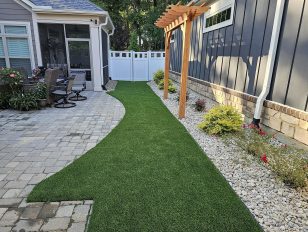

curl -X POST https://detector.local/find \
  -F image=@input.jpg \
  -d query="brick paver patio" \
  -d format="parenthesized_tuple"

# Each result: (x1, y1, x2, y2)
(0, 90, 125, 231)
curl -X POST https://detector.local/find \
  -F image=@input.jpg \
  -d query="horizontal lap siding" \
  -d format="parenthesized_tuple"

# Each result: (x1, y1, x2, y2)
(0, 0, 37, 66)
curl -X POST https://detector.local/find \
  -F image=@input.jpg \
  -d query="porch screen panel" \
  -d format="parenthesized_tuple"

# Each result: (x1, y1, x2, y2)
(68, 41, 90, 69)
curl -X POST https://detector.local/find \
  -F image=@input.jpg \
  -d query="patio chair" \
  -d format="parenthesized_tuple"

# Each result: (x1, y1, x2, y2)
(69, 73, 87, 101)
(45, 68, 62, 104)
(52, 76, 76, 108)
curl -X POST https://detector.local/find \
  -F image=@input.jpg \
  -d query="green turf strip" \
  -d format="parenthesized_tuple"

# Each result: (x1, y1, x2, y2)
(28, 82, 262, 232)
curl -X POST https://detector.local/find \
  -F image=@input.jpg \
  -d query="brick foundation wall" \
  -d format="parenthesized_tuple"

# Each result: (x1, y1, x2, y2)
(170, 71, 308, 146)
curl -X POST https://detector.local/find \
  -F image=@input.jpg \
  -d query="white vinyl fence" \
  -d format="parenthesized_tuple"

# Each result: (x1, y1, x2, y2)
(109, 51, 165, 81)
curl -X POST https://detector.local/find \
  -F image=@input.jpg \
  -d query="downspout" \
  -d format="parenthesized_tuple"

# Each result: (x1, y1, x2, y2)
(253, 0, 286, 126)
(99, 15, 115, 90)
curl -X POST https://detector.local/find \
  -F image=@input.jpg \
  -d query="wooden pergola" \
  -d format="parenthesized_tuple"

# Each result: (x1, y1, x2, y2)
(155, 2, 209, 119)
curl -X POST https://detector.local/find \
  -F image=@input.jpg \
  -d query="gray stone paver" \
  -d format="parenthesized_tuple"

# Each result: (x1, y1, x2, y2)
(40, 217, 70, 231)
(0, 89, 124, 231)
(72, 205, 90, 222)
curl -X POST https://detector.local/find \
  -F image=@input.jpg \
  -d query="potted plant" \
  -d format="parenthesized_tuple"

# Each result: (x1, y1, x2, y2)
(34, 82, 48, 108)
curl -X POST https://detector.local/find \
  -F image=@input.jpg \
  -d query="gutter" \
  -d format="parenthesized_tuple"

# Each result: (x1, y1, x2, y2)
(253, 0, 286, 126)
(32, 8, 108, 16)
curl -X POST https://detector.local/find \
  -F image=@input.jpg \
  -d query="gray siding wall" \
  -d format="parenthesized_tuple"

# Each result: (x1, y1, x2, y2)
(170, 0, 308, 112)
(0, 0, 37, 66)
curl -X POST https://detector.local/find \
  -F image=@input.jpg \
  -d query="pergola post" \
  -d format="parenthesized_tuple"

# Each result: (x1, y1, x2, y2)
(155, 3, 209, 118)
(178, 17, 192, 119)
(164, 31, 172, 99)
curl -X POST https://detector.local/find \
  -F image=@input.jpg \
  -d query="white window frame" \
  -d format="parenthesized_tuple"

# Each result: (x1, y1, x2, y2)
(0, 21, 35, 76)
(203, 0, 235, 33)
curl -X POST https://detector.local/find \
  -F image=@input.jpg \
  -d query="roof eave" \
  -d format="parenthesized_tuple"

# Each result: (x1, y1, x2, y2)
(32, 8, 108, 16)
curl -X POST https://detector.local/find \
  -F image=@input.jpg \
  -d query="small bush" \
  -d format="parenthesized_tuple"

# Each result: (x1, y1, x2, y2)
(158, 79, 172, 90)
(9, 92, 38, 111)
(0, 68, 22, 91)
(168, 85, 177, 93)
(270, 150, 307, 188)
(0, 92, 11, 109)
(199, 105, 242, 135)
(153, 70, 164, 84)
(158, 79, 176, 93)
(34, 82, 47, 99)
(195, 99, 206, 112)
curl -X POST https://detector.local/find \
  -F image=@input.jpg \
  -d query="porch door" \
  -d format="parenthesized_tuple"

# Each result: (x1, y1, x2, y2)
(66, 39, 92, 90)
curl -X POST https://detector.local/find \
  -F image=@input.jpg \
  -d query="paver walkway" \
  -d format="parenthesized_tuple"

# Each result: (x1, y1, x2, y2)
(0, 90, 125, 231)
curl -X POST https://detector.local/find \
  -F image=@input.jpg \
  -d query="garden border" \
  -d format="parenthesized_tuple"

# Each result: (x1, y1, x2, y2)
(170, 71, 308, 145)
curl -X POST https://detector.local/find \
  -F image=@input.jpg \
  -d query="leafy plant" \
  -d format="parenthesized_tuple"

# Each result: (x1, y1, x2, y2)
(128, 31, 140, 51)
(232, 127, 308, 188)
(34, 82, 47, 99)
(0, 92, 11, 109)
(168, 85, 177, 93)
(153, 70, 164, 84)
(199, 105, 243, 135)
(195, 99, 206, 112)
(158, 79, 177, 93)
(9, 92, 38, 111)
(0, 68, 22, 92)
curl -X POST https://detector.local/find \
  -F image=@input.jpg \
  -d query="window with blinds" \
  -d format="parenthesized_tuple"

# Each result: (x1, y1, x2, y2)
(0, 23, 32, 75)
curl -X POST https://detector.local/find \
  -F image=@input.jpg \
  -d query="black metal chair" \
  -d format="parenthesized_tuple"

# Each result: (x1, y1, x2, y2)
(52, 76, 76, 108)
(69, 73, 87, 101)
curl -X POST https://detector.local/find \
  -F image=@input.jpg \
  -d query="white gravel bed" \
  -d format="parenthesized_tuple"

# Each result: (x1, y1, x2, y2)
(148, 81, 308, 232)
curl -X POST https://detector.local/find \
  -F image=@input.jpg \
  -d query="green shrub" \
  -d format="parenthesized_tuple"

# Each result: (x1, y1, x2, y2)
(0, 92, 11, 109)
(0, 68, 22, 92)
(270, 150, 307, 188)
(158, 79, 177, 93)
(34, 82, 47, 99)
(168, 85, 177, 93)
(158, 79, 171, 89)
(232, 128, 308, 188)
(153, 70, 164, 84)
(9, 92, 38, 111)
(199, 105, 242, 135)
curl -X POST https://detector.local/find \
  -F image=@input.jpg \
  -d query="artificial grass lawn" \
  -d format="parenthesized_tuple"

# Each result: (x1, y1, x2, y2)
(28, 82, 262, 232)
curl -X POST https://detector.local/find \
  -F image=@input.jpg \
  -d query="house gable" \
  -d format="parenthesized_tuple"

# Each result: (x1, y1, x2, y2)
(0, 0, 32, 21)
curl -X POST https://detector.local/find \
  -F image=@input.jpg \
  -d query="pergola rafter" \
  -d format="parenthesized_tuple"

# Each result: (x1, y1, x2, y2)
(155, 2, 209, 119)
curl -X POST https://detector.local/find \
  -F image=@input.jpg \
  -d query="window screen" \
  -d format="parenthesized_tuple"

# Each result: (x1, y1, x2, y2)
(65, 24, 90, 38)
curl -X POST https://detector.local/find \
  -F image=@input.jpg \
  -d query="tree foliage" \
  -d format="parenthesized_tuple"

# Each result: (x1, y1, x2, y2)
(91, 0, 181, 50)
